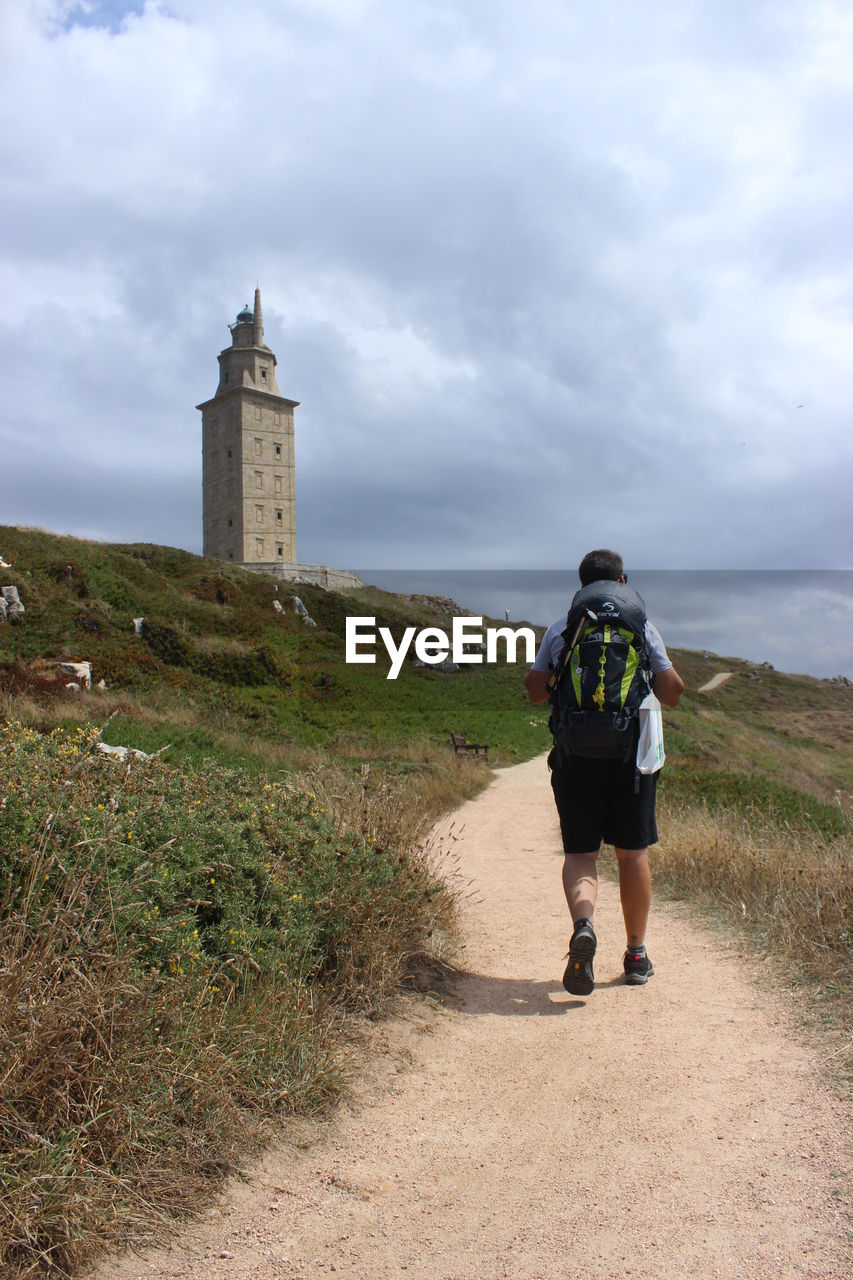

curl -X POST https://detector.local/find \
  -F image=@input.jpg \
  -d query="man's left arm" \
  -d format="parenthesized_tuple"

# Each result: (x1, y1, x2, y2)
(525, 622, 560, 703)
(525, 668, 551, 704)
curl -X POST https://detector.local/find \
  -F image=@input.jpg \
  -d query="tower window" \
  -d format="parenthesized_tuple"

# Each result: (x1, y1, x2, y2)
(227, 449, 232, 459)
(274, 442, 281, 457)
(254, 405, 262, 420)
(228, 518, 233, 528)
(224, 372, 229, 383)
(274, 474, 282, 494)
(255, 504, 263, 523)
(260, 368, 267, 380)
(254, 437, 262, 456)
(276, 543, 283, 558)
(275, 509, 282, 524)
(256, 539, 264, 558)
(274, 411, 281, 426)
(255, 471, 263, 490)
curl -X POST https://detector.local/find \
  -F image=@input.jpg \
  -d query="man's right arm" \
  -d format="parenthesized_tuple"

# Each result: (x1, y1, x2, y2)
(645, 620, 684, 707)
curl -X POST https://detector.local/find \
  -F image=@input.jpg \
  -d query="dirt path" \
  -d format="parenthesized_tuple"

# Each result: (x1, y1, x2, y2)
(92, 757, 851, 1280)
(696, 672, 735, 693)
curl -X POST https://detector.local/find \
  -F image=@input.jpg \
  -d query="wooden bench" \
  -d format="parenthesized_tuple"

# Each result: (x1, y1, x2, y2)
(450, 733, 489, 759)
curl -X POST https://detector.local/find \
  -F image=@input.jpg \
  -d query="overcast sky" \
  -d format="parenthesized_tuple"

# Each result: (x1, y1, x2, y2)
(2, 0, 852, 576)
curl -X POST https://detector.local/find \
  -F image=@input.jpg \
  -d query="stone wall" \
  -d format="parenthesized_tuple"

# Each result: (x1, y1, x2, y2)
(242, 562, 363, 591)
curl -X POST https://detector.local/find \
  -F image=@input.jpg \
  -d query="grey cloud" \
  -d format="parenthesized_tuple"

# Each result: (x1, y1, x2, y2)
(1, 0, 851, 599)
(3, 446, 201, 552)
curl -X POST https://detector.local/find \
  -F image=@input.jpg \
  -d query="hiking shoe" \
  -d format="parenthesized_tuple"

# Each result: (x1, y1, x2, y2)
(623, 950, 654, 985)
(563, 921, 597, 996)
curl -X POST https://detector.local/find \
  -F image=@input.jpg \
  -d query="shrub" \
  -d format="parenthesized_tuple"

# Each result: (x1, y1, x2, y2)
(0, 720, 457, 1277)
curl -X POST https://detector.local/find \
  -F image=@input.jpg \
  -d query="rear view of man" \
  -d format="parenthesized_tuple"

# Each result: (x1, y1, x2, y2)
(525, 549, 683, 995)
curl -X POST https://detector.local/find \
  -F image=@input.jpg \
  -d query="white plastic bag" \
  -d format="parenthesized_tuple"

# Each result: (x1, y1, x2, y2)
(636, 692, 665, 774)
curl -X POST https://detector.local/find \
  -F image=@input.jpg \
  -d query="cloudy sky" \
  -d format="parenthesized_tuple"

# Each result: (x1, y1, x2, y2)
(2, 0, 852, 578)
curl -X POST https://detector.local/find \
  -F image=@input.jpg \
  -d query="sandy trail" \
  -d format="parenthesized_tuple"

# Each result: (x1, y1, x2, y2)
(92, 756, 850, 1280)
(696, 672, 734, 693)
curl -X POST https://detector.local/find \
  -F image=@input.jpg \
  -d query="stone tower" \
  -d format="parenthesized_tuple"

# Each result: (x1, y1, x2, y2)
(197, 289, 299, 565)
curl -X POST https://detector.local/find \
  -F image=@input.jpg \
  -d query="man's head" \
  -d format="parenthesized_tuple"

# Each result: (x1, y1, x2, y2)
(578, 548, 624, 586)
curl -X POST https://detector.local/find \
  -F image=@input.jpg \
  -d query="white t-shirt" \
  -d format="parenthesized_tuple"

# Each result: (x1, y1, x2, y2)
(531, 618, 672, 676)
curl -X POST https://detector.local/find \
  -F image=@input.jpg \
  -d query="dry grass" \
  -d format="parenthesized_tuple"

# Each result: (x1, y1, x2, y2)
(656, 799, 850, 972)
(0, 873, 337, 1278)
(654, 794, 852, 1080)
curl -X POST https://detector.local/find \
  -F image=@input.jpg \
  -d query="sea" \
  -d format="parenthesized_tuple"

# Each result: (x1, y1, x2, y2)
(356, 570, 853, 681)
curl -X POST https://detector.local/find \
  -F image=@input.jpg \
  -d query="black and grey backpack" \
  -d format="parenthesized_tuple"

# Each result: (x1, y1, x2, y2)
(549, 581, 652, 762)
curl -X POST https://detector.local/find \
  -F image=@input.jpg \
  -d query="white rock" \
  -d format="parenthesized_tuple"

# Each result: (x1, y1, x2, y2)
(292, 596, 317, 626)
(57, 661, 92, 689)
(96, 742, 150, 762)
(2, 585, 24, 614)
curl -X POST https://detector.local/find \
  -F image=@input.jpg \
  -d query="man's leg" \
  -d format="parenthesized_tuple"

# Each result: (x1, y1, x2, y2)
(551, 756, 602, 994)
(561, 853, 598, 995)
(562, 852, 599, 923)
(614, 846, 651, 947)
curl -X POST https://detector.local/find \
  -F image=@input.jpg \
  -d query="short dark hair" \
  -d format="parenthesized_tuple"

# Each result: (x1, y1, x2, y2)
(578, 548, 623, 586)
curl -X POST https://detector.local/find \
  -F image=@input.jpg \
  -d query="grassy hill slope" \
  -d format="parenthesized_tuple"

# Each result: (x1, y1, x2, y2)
(661, 649, 851, 838)
(0, 525, 548, 773)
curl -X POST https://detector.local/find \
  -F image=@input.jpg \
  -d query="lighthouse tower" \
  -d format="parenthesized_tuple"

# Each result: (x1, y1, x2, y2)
(197, 289, 298, 564)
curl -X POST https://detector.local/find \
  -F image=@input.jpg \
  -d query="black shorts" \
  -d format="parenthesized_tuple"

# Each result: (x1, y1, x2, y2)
(549, 750, 658, 854)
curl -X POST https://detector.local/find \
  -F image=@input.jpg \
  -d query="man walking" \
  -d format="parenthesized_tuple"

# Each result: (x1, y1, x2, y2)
(524, 550, 683, 995)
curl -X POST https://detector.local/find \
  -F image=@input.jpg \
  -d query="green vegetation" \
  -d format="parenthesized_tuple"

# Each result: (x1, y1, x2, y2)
(0, 718, 466, 1277)
(1, 525, 851, 1275)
